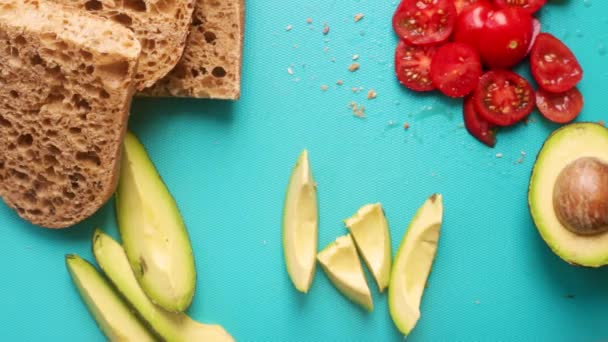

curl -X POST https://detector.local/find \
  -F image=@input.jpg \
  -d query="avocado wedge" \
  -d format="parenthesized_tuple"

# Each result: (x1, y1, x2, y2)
(283, 150, 318, 293)
(389, 194, 443, 336)
(317, 234, 374, 311)
(529, 123, 608, 267)
(344, 203, 392, 292)
(116, 132, 196, 312)
(92, 230, 234, 342)
(65, 254, 154, 342)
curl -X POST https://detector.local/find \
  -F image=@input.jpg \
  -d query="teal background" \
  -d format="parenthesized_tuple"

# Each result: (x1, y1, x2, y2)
(1, 0, 608, 340)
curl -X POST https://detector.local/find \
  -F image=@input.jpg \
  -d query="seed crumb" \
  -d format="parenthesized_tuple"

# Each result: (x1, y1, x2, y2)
(354, 13, 364, 22)
(403, 122, 410, 130)
(293, 44, 299, 49)
(330, 57, 336, 63)
(367, 89, 377, 99)
(336, 80, 344, 85)
(495, 153, 503, 158)
(565, 294, 576, 299)
(348, 63, 360, 72)
(306, 18, 313, 24)
(352, 54, 360, 61)
(323, 46, 329, 53)
(285, 24, 292, 31)
(287, 67, 294, 75)
(320, 85, 328, 91)
(349, 102, 366, 118)
(351, 87, 360, 93)
(599, 120, 606, 127)
(322, 23, 330, 35)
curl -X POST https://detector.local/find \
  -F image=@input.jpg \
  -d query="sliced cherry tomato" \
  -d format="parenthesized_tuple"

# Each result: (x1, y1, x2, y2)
(395, 40, 438, 91)
(478, 8, 533, 69)
(494, 0, 546, 14)
(526, 18, 541, 55)
(453, 1, 494, 54)
(530, 33, 583, 93)
(464, 95, 497, 147)
(453, 0, 485, 14)
(474, 70, 535, 126)
(392, 0, 457, 46)
(430, 42, 482, 97)
(536, 87, 583, 124)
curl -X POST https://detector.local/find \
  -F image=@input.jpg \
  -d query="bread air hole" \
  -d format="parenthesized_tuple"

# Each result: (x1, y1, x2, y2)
(84, 0, 102, 11)
(17, 134, 33, 148)
(124, 0, 147, 12)
(75, 151, 101, 167)
(212, 66, 226, 78)
(112, 13, 133, 26)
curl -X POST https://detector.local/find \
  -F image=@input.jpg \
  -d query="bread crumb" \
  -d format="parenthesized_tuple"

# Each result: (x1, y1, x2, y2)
(287, 67, 294, 75)
(323, 23, 330, 35)
(306, 18, 313, 24)
(323, 46, 329, 53)
(285, 24, 292, 31)
(354, 13, 365, 22)
(348, 63, 360, 72)
(330, 57, 336, 63)
(367, 89, 377, 99)
(352, 54, 360, 60)
(495, 153, 503, 158)
(403, 122, 410, 130)
(349, 102, 366, 118)
(336, 80, 344, 85)
(321, 85, 328, 91)
(599, 120, 606, 127)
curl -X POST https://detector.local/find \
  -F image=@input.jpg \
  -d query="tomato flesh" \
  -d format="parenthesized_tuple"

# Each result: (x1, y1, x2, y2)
(530, 33, 583, 93)
(392, 0, 457, 45)
(453, 0, 485, 14)
(536, 87, 583, 124)
(395, 40, 438, 91)
(431, 42, 482, 98)
(453, 2, 494, 54)
(478, 8, 533, 69)
(464, 95, 497, 147)
(474, 70, 535, 126)
(494, 0, 546, 14)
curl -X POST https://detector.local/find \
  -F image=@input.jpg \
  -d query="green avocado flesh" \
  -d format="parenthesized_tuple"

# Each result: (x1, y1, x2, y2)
(65, 254, 154, 342)
(317, 234, 373, 311)
(283, 150, 318, 293)
(92, 230, 234, 342)
(116, 132, 196, 312)
(529, 123, 608, 267)
(389, 194, 443, 336)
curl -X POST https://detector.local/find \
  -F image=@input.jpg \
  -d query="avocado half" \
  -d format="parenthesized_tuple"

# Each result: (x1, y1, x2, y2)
(529, 123, 608, 267)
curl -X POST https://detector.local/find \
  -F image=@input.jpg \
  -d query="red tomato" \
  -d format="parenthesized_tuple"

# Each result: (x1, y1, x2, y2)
(473, 70, 535, 126)
(395, 40, 438, 91)
(393, 0, 457, 45)
(526, 18, 541, 55)
(494, 0, 546, 14)
(453, 2, 494, 54)
(464, 95, 497, 147)
(478, 8, 533, 69)
(536, 87, 583, 124)
(530, 33, 583, 93)
(453, 0, 485, 14)
(430, 42, 482, 97)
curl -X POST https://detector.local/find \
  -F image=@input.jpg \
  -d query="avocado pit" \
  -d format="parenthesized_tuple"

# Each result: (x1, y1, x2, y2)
(553, 157, 608, 235)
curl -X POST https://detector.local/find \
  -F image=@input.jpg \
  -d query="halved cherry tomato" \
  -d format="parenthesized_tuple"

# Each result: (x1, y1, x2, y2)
(536, 87, 583, 124)
(464, 95, 497, 147)
(478, 8, 533, 69)
(431, 42, 482, 97)
(453, 1, 494, 54)
(395, 40, 438, 91)
(494, 0, 546, 14)
(453, 0, 485, 14)
(530, 33, 583, 93)
(392, 0, 457, 46)
(474, 70, 535, 126)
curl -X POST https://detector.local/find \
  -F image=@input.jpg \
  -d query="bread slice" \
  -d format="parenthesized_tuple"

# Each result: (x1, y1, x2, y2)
(51, 0, 195, 90)
(0, 0, 141, 228)
(142, 0, 244, 99)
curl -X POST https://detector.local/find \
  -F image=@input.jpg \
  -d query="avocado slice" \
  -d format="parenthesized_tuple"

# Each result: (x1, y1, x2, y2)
(317, 234, 374, 311)
(529, 123, 608, 267)
(92, 229, 234, 342)
(116, 132, 196, 312)
(389, 194, 443, 336)
(283, 150, 318, 293)
(65, 254, 155, 342)
(344, 203, 392, 292)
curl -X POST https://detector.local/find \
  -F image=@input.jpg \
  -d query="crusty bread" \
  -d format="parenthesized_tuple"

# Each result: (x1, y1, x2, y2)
(52, 0, 195, 91)
(142, 0, 244, 99)
(0, 0, 141, 228)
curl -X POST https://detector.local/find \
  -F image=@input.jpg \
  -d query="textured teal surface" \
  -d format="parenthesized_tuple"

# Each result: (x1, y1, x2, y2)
(1, 1, 608, 341)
